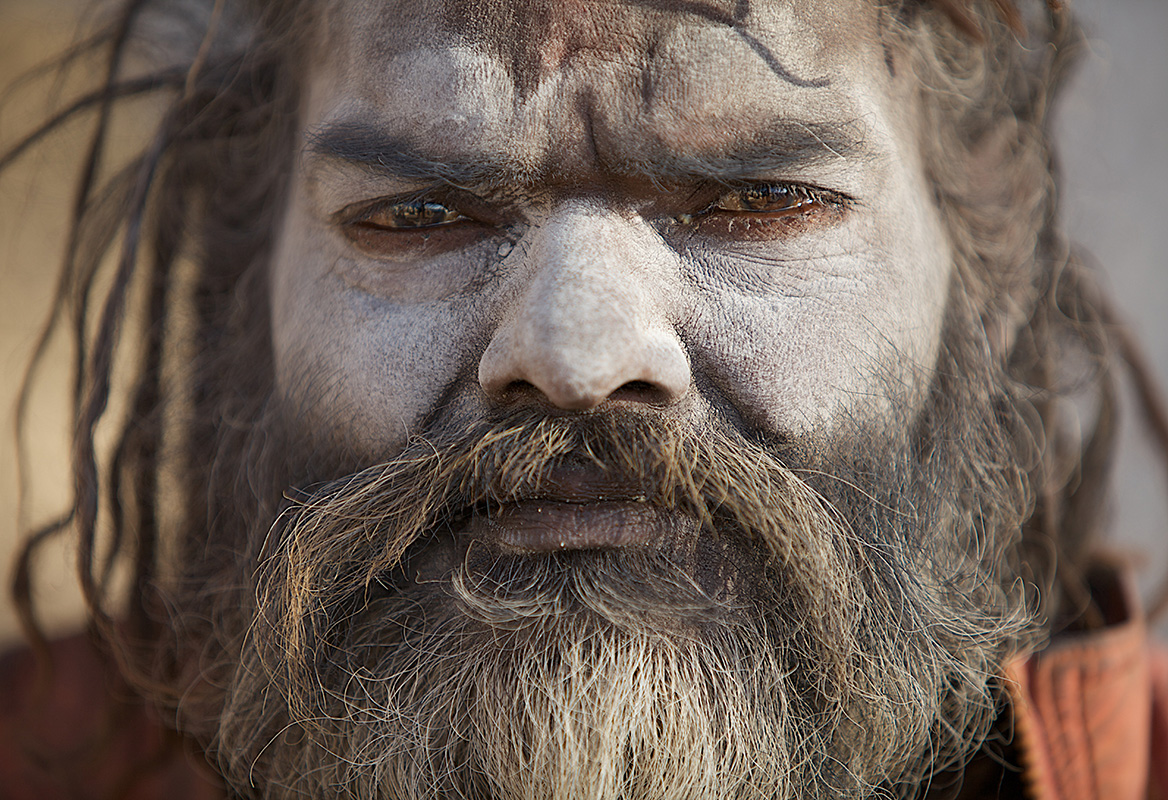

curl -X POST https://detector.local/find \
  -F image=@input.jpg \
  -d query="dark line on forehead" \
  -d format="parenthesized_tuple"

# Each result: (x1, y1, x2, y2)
(731, 0, 829, 88)
(733, 28, 830, 89)
(635, 0, 830, 89)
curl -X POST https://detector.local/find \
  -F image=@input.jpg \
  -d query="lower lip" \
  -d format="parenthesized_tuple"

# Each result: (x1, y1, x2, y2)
(461, 501, 696, 553)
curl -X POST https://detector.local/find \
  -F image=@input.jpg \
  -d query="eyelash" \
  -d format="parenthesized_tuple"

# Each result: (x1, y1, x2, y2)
(338, 181, 847, 257)
(350, 181, 843, 224)
(672, 183, 848, 240)
(716, 183, 836, 214)
(348, 198, 471, 230)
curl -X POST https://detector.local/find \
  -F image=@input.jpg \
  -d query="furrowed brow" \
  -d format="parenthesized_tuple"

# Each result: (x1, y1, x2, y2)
(305, 117, 870, 188)
(631, 119, 871, 183)
(304, 120, 516, 187)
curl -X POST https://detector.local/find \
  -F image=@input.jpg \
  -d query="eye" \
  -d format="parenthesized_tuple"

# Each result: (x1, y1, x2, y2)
(340, 197, 491, 260)
(676, 183, 845, 241)
(355, 199, 467, 230)
(712, 184, 822, 215)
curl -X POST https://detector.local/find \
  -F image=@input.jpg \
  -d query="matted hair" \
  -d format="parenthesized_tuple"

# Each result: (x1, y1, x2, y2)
(3, 0, 1167, 794)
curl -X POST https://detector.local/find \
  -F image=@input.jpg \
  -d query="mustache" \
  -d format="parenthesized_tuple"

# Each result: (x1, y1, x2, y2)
(252, 408, 870, 676)
(219, 406, 1038, 798)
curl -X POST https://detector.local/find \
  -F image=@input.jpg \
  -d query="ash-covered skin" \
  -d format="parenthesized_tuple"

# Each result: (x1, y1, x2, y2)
(4, 0, 1121, 797)
(272, 0, 951, 464)
(214, 2, 1028, 798)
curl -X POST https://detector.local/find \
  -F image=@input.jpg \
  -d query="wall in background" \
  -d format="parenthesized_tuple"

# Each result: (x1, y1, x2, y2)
(1057, 0, 1168, 601)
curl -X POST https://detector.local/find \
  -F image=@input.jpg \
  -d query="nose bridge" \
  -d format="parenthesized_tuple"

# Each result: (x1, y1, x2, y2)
(526, 204, 648, 347)
(478, 202, 690, 410)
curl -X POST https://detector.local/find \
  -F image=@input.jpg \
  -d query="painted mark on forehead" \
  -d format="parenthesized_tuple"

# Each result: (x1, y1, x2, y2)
(441, 0, 828, 96)
(640, 0, 829, 89)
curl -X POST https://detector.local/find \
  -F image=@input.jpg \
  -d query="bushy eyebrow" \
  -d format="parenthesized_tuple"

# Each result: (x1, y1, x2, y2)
(617, 119, 871, 183)
(305, 122, 517, 187)
(304, 117, 870, 188)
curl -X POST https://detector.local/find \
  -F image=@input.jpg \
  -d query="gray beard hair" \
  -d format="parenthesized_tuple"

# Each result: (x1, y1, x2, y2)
(203, 402, 1038, 800)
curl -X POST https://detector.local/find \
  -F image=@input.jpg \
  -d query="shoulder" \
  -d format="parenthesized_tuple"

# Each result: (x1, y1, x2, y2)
(1006, 562, 1168, 800)
(0, 632, 224, 800)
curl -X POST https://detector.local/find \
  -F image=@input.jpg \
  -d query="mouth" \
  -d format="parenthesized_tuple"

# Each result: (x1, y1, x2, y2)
(463, 500, 699, 553)
(457, 464, 701, 554)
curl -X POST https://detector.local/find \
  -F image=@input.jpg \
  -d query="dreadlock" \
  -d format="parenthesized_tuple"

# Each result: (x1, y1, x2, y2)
(2, 0, 1167, 792)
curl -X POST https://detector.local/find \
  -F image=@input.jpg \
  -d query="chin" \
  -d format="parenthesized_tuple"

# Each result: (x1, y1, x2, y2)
(216, 547, 922, 799)
(187, 408, 1037, 800)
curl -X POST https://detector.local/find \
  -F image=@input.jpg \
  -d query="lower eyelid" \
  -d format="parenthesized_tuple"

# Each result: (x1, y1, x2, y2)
(343, 221, 490, 260)
(689, 202, 844, 240)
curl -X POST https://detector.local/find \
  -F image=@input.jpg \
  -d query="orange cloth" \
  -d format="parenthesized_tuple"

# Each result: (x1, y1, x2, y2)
(1005, 567, 1168, 800)
(0, 634, 223, 800)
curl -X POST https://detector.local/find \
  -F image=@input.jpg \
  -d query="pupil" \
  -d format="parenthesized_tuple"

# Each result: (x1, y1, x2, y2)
(394, 201, 450, 227)
(744, 186, 792, 211)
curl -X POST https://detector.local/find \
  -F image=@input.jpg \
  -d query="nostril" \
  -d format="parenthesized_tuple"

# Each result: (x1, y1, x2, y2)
(484, 377, 675, 410)
(607, 380, 672, 405)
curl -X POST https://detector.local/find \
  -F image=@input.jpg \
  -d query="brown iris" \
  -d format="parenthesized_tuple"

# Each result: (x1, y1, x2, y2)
(358, 200, 465, 230)
(341, 199, 487, 260)
(679, 183, 839, 240)
(713, 184, 820, 214)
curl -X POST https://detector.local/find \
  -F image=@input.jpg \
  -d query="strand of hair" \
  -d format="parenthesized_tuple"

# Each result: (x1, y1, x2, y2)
(930, 0, 1065, 41)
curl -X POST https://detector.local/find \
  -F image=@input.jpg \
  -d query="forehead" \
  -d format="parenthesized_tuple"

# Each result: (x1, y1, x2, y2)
(335, 0, 871, 80)
(310, 0, 889, 181)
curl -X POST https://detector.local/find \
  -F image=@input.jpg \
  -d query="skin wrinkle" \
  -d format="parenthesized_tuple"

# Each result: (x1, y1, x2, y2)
(276, 0, 949, 451)
(682, 236, 880, 295)
(8, 1, 1128, 799)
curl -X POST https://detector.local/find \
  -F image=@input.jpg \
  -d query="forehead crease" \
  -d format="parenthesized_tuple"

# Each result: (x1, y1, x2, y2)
(435, 0, 834, 101)
(436, 0, 748, 91)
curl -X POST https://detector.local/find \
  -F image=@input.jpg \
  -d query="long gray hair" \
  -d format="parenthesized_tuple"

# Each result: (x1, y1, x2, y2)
(5, 0, 1166, 796)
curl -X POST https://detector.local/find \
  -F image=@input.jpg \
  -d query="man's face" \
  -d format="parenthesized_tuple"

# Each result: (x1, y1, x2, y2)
(225, 2, 1024, 797)
(271, 0, 952, 462)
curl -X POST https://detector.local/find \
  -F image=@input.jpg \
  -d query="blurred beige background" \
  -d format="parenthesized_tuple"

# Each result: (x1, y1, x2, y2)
(1, 0, 96, 645)
(1, 0, 1166, 647)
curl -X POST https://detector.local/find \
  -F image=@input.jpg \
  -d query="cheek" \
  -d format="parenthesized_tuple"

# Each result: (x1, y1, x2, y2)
(680, 213, 951, 436)
(270, 217, 490, 457)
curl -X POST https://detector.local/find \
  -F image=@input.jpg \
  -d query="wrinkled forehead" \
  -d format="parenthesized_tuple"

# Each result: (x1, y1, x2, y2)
(346, 0, 870, 77)
(318, 0, 884, 100)
(307, 0, 894, 186)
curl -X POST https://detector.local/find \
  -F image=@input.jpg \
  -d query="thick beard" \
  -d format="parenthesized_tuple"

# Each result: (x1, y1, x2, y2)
(191, 359, 1040, 800)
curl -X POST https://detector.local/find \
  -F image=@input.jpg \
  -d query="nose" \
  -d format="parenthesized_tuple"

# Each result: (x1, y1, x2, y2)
(478, 202, 691, 410)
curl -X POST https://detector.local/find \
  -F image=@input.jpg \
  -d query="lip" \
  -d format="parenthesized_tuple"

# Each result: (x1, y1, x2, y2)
(463, 500, 697, 553)
(457, 464, 696, 553)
